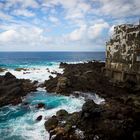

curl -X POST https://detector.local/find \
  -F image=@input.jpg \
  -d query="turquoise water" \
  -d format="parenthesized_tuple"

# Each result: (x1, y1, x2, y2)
(0, 89, 85, 140)
(0, 52, 105, 140)
(0, 52, 105, 69)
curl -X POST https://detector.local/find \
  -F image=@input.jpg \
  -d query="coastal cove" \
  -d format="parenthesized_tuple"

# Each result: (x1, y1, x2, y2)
(0, 52, 105, 140)
(0, 52, 140, 140)
(0, 0, 139, 139)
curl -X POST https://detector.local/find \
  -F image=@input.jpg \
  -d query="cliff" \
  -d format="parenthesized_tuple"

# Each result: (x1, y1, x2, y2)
(105, 24, 140, 83)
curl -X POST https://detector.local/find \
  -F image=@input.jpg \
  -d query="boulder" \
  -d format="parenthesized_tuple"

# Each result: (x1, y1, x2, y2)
(82, 100, 97, 112)
(15, 68, 28, 71)
(44, 116, 58, 131)
(56, 109, 68, 119)
(56, 77, 70, 93)
(0, 68, 6, 73)
(36, 103, 46, 109)
(36, 115, 43, 121)
(0, 72, 37, 107)
(4, 72, 16, 79)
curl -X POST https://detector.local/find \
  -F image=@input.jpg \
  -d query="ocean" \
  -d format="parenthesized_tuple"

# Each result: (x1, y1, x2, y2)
(0, 52, 105, 140)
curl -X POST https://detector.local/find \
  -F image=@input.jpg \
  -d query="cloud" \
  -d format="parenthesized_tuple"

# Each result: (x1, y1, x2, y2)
(48, 16, 59, 24)
(67, 21, 109, 41)
(0, 26, 52, 49)
(88, 22, 109, 39)
(12, 9, 35, 17)
(108, 25, 115, 36)
(92, 0, 140, 18)
(4, 0, 39, 9)
(0, 0, 139, 51)
(68, 25, 86, 41)
(0, 11, 12, 20)
(0, 29, 17, 42)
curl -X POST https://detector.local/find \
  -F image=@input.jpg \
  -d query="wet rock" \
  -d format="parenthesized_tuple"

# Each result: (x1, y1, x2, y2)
(43, 61, 140, 140)
(66, 112, 80, 125)
(51, 71, 57, 75)
(15, 68, 28, 71)
(0, 68, 6, 73)
(21, 79, 37, 93)
(4, 72, 16, 79)
(44, 116, 58, 131)
(82, 100, 97, 112)
(23, 102, 29, 106)
(56, 77, 70, 93)
(36, 115, 43, 121)
(0, 72, 37, 107)
(36, 103, 46, 109)
(49, 75, 53, 80)
(81, 100, 101, 119)
(56, 109, 68, 119)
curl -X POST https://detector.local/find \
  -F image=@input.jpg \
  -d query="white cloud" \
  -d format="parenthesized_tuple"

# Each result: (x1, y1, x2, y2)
(45, 0, 78, 9)
(93, 0, 140, 18)
(12, 9, 35, 17)
(0, 26, 52, 49)
(68, 25, 86, 41)
(88, 22, 109, 39)
(44, 0, 91, 27)
(108, 25, 115, 36)
(0, 11, 12, 20)
(49, 16, 59, 24)
(0, 0, 139, 51)
(0, 29, 17, 42)
(66, 21, 109, 42)
(4, 0, 39, 9)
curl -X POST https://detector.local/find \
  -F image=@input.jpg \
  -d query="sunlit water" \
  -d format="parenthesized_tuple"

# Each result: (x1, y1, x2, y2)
(0, 88, 86, 140)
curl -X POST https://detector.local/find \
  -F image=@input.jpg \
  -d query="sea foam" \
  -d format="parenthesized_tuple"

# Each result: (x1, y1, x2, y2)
(0, 90, 85, 140)
(0, 62, 63, 83)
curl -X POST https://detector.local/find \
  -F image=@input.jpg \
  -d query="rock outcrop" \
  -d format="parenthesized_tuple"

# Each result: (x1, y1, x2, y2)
(44, 61, 133, 98)
(45, 96, 140, 140)
(0, 68, 6, 73)
(44, 61, 140, 140)
(0, 72, 37, 107)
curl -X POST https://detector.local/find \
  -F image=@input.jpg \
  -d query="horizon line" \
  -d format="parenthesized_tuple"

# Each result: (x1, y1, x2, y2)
(0, 51, 105, 53)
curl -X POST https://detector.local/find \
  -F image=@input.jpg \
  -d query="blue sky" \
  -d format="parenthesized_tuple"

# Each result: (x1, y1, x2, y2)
(0, 0, 139, 51)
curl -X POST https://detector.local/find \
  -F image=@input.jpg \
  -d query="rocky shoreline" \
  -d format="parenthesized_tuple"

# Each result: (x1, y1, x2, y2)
(0, 61, 140, 140)
(44, 61, 140, 140)
(0, 72, 37, 107)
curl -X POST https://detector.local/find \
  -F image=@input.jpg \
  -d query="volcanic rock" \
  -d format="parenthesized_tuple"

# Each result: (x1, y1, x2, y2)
(0, 72, 37, 107)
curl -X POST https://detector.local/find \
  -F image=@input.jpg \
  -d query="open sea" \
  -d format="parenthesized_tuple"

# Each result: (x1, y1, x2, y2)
(0, 52, 105, 140)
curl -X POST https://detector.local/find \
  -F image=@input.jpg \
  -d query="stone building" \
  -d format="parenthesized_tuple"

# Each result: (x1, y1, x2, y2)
(105, 23, 140, 83)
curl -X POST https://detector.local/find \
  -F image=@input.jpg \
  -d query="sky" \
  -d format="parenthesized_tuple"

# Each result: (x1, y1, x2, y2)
(0, 0, 139, 52)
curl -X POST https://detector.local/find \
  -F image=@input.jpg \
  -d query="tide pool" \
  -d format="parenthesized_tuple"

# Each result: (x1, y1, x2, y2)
(0, 89, 85, 140)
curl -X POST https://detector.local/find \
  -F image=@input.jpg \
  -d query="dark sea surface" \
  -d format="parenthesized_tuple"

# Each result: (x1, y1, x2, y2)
(0, 52, 105, 68)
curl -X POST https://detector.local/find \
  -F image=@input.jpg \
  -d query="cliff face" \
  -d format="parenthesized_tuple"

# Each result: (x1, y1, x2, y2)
(105, 24, 140, 83)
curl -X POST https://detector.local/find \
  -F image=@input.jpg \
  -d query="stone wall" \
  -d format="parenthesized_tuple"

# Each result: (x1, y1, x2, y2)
(105, 24, 140, 83)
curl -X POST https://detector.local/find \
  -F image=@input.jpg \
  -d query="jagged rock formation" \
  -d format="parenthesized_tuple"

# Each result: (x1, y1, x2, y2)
(105, 24, 140, 83)
(45, 97, 140, 140)
(44, 61, 133, 97)
(0, 72, 37, 107)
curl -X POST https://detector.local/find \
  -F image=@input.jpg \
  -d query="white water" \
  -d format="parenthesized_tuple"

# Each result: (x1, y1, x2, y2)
(0, 63, 63, 83)
(0, 62, 105, 140)
(0, 89, 85, 140)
